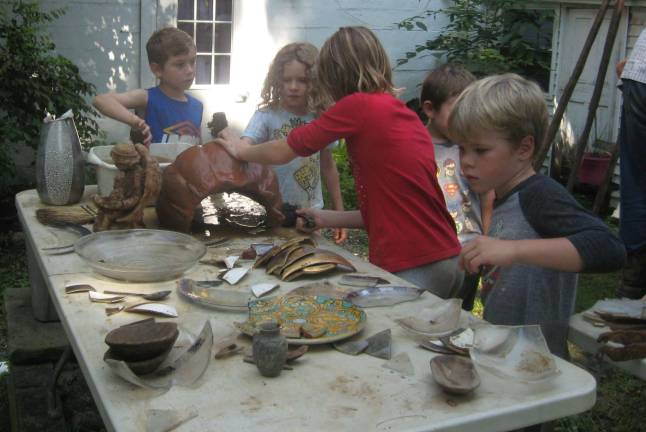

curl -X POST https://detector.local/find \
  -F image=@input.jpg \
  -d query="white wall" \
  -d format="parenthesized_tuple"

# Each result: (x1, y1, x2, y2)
(43, 0, 448, 144)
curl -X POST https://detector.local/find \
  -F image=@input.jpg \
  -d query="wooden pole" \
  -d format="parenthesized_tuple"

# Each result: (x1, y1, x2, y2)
(566, 0, 624, 192)
(592, 143, 619, 214)
(534, 0, 611, 171)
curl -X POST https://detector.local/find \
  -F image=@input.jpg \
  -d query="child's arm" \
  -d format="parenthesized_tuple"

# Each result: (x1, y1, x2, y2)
(93, 90, 151, 145)
(217, 128, 296, 164)
(460, 236, 583, 274)
(296, 208, 364, 230)
(319, 147, 347, 244)
(479, 189, 496, 233)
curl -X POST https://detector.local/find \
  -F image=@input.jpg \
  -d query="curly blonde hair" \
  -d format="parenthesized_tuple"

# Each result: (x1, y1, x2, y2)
(259, 42, 322, 112)
(316, 26, 395, 102)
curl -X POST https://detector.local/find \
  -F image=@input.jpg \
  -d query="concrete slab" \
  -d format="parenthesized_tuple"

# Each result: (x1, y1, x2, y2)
(4, 288, 68, 364)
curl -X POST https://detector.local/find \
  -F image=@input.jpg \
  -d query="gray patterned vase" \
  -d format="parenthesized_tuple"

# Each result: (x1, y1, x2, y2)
(36, 115, 85, 205)
(252, 322, 287, 377)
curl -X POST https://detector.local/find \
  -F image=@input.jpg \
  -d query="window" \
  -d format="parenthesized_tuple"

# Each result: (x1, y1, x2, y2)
(177, 0, 232, 85)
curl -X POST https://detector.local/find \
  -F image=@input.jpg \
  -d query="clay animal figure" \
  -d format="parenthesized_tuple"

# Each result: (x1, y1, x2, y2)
(156, 141, 284, 232)
(93, 143, 161, 231)
(597, 328, 646, 361)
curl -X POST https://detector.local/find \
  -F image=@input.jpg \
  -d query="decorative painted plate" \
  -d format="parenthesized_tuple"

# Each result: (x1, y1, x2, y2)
(235, 295, 366, 345)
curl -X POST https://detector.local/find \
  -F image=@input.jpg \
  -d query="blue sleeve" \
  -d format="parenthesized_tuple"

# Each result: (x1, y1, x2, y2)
(242, 110, 270, 144)
(519, 176, 626, 272)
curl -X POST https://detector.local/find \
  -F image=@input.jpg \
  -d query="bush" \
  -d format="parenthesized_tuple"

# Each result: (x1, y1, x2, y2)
(0, 1, 99, 193)
(396, 0, 552, 84)
(329, 140, 357, 210)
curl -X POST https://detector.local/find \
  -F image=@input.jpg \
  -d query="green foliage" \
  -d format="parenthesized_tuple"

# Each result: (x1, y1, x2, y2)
(0, 1, 99, 189)
(330, 139, 357, 211)
(397, 0, 552, 80)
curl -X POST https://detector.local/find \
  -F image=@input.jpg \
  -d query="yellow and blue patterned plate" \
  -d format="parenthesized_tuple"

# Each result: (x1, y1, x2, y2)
(235, 295, 366, 345)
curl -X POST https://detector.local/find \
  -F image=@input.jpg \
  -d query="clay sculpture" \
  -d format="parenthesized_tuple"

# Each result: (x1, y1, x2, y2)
(93, 143, 161, 231)
(156, 142, 285, 232)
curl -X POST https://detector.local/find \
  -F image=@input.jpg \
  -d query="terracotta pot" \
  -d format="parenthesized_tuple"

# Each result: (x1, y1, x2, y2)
(578, 152, 611, 186)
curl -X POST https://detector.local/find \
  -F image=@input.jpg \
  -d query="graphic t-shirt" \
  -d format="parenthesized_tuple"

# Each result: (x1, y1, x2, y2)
(242, 109, 324, 209)
(145, 87, 203, 145)
(434, 141, 483, 244)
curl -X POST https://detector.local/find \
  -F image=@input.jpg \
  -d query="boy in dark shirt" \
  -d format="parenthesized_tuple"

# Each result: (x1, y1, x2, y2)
(449, 73, 626, 358)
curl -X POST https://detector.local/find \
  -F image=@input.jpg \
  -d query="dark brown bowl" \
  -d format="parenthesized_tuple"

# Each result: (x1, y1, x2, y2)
(104, 343, 173, 375)
(104, 319, 179, 361)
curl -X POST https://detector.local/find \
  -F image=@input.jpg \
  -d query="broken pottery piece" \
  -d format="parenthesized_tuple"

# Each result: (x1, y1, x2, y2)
(383, 352, 415, 377)
(345, 286, 424, 308)
(105, 319, 179, 361)
(251, 282, 279, 298)
(146, 409, 198, 432)
(333, 339, 370, 356)
(224, 255, 239, 269)
(104, 344, 173, 375)
(214, 343, 244, 359)
(339, 274, 390, 288)
(65, 284, 95, 294)
(195, 280, 223, 288)
(125, 303, 178, 318)
(286, 345, 308, 361)
(419, 339, 458, 356)
(251, 243, 274, 256)
(105, 306, 125, 316)
(221, 267, 249, 285)
(430, 355, 480, 395)
(395, 298, 463, 338)
(364, 329, 392, 360)
(89, 291, 125, 303)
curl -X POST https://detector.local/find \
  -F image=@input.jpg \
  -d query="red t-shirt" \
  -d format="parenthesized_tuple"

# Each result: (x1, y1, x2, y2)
(287, 92, 460, 272)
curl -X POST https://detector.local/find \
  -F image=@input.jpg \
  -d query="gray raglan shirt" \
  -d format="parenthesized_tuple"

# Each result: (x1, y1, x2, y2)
(481, 175, 626, 358)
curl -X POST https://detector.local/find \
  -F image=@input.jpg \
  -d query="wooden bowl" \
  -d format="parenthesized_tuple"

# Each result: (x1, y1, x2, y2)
(430, 355, 480, 395)
(104, 319, 178, 361)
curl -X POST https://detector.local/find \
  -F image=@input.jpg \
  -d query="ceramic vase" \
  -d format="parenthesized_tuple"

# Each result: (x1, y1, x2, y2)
(252, 322, 287, 377)
(36, 115, 85, 205)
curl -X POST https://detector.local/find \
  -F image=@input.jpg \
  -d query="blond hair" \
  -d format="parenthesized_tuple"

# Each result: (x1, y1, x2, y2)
(448, 73, 548, 158)
(259, 42, 321, 112)
(316, 26, 395, 102)
(146, 27, 195, 67)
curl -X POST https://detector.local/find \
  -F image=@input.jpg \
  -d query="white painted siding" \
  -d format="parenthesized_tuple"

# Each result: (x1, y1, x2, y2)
(42, 0, 449, 144)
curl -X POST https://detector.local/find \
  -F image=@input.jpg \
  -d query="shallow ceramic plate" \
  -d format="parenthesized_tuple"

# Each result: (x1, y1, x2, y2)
(469, 324, 560, 383)
(177, 278, 250, 312)
(74, 229, 206, 282)
(430, 355, 481, 394)
(236, 295, 366, 345)
(345, 286, 424, 308)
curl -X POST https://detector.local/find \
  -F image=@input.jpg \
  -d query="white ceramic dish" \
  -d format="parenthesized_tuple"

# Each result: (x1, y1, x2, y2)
(395, 298, 463, 338)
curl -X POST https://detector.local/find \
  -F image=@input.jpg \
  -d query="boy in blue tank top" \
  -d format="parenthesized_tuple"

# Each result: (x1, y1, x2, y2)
(93, 27, 203, 146)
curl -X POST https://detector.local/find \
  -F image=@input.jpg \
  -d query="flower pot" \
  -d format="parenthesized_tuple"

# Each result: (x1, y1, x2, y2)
(577, 152, 611, 186)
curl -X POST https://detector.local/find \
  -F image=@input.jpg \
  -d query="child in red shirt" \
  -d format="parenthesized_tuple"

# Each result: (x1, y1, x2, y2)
(216, 26, 462, 298)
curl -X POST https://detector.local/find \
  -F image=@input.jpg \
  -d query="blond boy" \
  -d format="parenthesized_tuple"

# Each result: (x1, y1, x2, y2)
(449, 74, 626, 357)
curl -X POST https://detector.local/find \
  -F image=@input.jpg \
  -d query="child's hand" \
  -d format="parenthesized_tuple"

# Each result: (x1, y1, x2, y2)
(131, 116, 152, 146)
(295, 208, 322, 233)
(459, 235, 517, 274)
(334, 228, 348, 245)
(215, 127, 244, 159)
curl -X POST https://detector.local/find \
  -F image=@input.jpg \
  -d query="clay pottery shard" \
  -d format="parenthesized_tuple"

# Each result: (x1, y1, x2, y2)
(104, 343, 173, 375)
(281, 246, 317, 271)
(286, 345, 309, 361)
(266, 245, 301, 275)
(253, 245, 281, 269)
(430, 355, 480, 395)
(124, 302, 179, 318)
(105, 320, 179, 361)
(65, 284, 95, 294)
(280, 250, 356, 281)
(89, 291, 125, 303)
(283, 263, 338, 282)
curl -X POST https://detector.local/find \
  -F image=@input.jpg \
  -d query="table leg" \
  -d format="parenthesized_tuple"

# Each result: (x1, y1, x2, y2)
(47, 345, 72, 419)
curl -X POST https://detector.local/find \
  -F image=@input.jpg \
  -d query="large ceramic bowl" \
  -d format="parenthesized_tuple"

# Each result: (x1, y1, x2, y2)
(74, 229, 206, 282)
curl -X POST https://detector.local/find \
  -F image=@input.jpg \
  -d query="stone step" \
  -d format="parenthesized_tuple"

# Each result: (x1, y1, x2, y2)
(3, 288, 68, 365)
